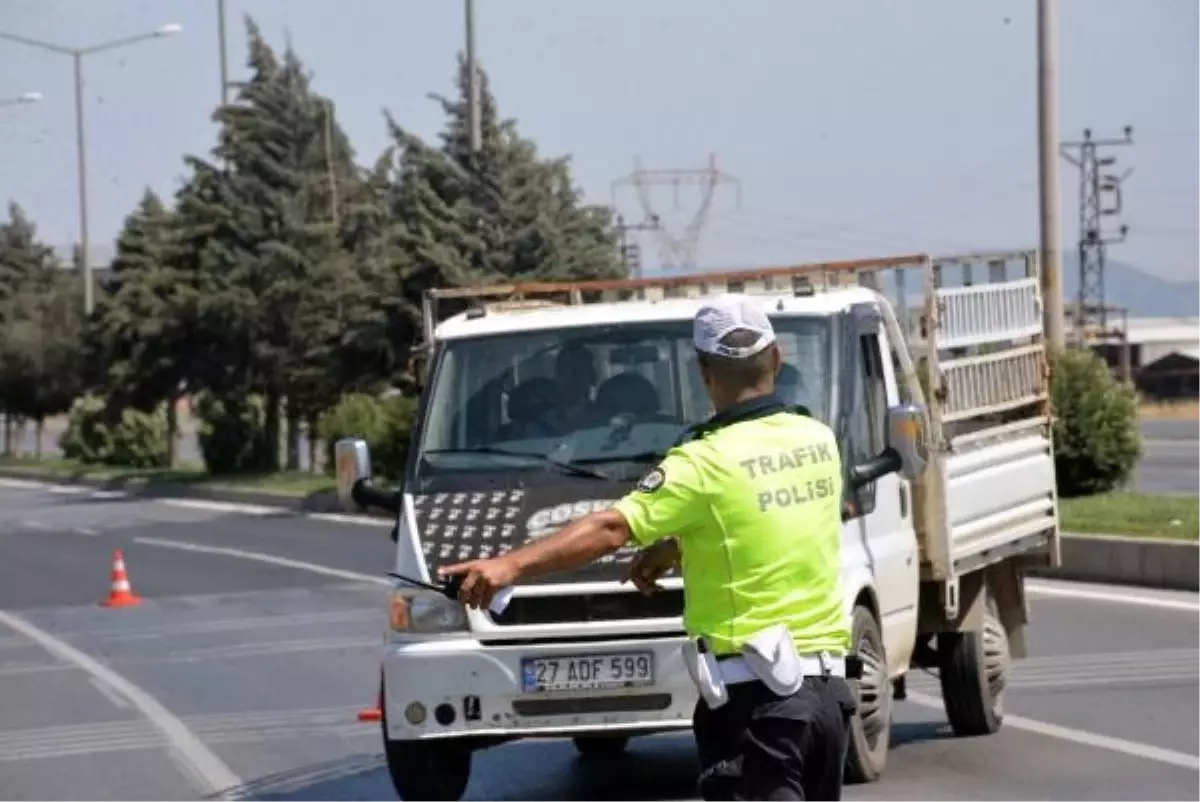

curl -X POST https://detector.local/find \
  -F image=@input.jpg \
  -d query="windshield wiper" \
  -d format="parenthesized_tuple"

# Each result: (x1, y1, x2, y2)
(421, 447, 610, 480)
(572, 450, 666, 466)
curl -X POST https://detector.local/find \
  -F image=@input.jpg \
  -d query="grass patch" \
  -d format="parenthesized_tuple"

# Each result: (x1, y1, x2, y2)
(0, 455, 334, 497)
(1060, 492, 1199, 540)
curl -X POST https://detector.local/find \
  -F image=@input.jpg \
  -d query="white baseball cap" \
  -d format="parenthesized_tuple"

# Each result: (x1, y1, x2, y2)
(693, 294, 777, 359)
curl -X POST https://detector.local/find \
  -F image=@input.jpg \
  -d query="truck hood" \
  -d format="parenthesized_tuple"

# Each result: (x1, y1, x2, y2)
(408, 471, 643, 585)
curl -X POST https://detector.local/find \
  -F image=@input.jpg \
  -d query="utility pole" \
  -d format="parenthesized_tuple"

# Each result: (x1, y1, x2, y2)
(323, 98, 339, 225)
(611, 154, 740, 272)
(1060, 127, 1134, 343)
(1037, 0, 1066, 350)
(464, 0, 481, 155)
(615, 214, 661, 279)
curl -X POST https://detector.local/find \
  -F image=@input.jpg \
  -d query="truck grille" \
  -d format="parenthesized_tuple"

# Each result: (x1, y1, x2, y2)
(490, 589, 685, 626)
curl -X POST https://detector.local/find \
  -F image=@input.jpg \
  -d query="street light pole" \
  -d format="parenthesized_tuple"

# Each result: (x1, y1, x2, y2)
(1037, 0, 1066, 350)
(217, 0, 230, 105)
(464, 0, 481, 154)
(72, 52, 92, 314)
(0, 24, 182, 316)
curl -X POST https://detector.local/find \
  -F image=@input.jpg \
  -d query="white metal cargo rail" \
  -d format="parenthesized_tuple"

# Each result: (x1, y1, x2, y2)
(422, 249, 1051, 431)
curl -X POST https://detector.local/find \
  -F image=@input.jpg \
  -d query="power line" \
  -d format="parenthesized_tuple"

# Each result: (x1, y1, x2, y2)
(611, 154, 741, 272)
(1060, 126, 1135, 343)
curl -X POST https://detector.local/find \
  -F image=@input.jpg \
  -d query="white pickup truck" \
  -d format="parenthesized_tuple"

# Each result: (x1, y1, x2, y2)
(335, 249, 1062, 800)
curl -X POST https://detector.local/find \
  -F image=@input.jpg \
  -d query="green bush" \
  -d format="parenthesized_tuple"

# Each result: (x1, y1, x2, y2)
(194, 391, 269, 475)
(1050, 348, 1141, 497)
(59, 395, 110, 464)
(318, 392, 418, 480)
(59, 394, 168, 469)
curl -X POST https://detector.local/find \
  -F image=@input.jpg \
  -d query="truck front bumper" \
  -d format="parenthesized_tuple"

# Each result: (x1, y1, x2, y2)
(381, 634, 697, 741)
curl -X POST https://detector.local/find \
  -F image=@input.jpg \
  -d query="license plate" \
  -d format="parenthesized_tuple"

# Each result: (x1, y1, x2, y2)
(521, 652, 654, 692)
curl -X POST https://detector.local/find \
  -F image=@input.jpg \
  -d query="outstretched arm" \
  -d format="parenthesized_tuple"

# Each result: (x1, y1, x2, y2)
(508, 509, 632, 579)
(440, 450, 703, 610)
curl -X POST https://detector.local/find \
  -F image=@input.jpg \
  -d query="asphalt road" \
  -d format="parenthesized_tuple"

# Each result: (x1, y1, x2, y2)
(1136, 419, 1199, 495)
(0, 480, 1197, 801)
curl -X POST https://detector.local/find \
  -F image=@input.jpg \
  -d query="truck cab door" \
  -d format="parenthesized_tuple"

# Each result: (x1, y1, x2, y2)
(838, 304, 920, 675)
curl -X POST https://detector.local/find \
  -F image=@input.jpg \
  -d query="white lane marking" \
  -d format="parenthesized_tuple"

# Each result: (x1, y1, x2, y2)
(1025, 580, 1199, 613)
(0, 610, 243, 797)
(161, 498, 283, 516)
(133, 537, 391, 586)
(14, 520, 99, 537)
(90, 607, 381, 642)
(145, 636, 380, 664)
(1, 476, 392, 528)
(310, 511, 391, 528)
(88, 676, 131, 709)
(0, 706, 375, 762)
(0, 478, 48, 489)
(0, 662, 76, 677)
(48, 485, 87, 495)
(905, 690, 1200, 771)
(91, 490, 128, 500)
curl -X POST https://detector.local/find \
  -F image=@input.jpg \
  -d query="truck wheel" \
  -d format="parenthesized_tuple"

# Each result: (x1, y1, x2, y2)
(843, 604, 891, 784)
(573, 735, 630, 759)
(381, 703, 472, 800)
(937, 594, 1009, 737)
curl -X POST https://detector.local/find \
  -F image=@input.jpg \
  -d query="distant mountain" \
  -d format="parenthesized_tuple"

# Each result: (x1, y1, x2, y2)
(1060, 255, 1198, 317)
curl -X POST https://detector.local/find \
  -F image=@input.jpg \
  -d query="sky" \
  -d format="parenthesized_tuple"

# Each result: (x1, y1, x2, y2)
(0, 0, 1196, 282)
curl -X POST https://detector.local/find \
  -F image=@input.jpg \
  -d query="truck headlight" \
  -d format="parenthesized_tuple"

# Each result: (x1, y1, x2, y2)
(388, 588, 468, 633)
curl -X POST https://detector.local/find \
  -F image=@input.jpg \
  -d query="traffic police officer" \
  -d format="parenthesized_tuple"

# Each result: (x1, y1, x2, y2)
(441, 294, 857, 801)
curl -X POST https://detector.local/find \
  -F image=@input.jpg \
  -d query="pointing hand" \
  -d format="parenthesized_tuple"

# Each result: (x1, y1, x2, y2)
(438, 556, 519, 610)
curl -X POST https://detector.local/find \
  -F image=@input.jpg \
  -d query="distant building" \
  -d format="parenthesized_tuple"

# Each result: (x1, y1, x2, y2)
(1092, 316, 1199, 400)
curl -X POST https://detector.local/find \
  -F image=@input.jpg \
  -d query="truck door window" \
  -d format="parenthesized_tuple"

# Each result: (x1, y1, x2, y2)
(844, 332, 888, 518)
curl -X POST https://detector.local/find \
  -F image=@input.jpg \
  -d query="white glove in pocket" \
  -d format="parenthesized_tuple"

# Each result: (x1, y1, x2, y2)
(741, 624, 804, 696)
(681, 638, 729, 709)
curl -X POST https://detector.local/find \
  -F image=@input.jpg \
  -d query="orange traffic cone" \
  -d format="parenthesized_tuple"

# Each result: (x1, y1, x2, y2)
(100, 549, 143, 608)
(357, 678, 383, 722)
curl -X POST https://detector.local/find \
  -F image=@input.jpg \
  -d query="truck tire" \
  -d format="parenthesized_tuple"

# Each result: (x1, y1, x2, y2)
(937, 594, 1008, 737)
(381, 702, 472, 801)
(573, 734, 630, 759)
(843, 604, 891, 784)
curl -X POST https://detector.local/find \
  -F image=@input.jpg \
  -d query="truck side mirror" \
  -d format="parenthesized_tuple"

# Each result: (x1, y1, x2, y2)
(848, 404, 929, 490)
(334, 438, 401, 515)
(886, 403, 929, 481)
(335, 438, 372, 512)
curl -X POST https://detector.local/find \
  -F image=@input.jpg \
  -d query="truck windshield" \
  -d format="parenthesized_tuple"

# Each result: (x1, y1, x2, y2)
(415, 315, 832, 476)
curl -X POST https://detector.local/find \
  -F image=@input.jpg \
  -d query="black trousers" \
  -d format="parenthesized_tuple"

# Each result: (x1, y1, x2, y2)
(693, 675, 857, 801)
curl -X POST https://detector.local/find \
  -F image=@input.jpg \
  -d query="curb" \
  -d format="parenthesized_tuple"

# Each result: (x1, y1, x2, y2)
(0, 466, 358, 515)
(2, 467, 1196, 591)
(1028, 533, 1199, 592)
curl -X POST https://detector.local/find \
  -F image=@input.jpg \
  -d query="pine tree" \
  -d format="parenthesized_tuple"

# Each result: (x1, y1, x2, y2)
(87, 188, 189, 466)
(378, 55, 625, 365)
(432, 55, 625, 282)
(0, 202, 57, 308)
(186, 16, 370, 471)
(0, 204, 85, 454)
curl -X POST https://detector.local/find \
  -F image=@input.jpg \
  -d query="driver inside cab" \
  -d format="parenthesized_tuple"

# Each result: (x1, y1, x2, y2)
(546, 343, 599, 434)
